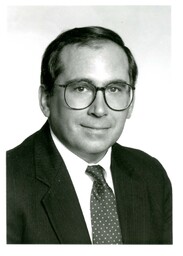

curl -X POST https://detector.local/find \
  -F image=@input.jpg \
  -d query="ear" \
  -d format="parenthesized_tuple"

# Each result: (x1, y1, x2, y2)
(127, 95, 135, 119)
(39, 85, 51, 118)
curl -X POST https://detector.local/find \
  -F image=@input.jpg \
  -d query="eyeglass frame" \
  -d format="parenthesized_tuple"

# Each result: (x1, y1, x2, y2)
(54, 80, 136, 111)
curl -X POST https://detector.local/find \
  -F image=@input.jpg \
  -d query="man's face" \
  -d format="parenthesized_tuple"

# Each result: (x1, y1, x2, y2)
(42, 41, 133, 163)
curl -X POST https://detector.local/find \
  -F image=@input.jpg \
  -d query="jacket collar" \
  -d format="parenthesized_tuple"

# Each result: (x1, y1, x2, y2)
(34, 122, 91, 244)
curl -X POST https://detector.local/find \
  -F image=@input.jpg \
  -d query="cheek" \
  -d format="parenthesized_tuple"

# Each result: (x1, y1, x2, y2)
(50, 94, 68, 122)
(53, 105, 81, 134)
(49, 94, 84, 133)
(113, 112, 128, 129)
(110, 113, 129, 140)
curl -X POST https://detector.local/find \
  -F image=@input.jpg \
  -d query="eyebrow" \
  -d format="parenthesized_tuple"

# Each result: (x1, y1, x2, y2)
(57, 78, 129, 87)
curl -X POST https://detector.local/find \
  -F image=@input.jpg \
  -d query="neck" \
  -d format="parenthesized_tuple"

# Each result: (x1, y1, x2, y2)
(71, 149, 108, 164)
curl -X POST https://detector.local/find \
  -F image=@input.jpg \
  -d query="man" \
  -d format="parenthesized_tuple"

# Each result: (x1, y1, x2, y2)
(7, 26, 172, 244)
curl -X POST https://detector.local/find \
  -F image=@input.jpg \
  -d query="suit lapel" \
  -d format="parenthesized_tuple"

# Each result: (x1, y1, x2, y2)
(111, 144, 147, 244)
(34, 122, 91, 244)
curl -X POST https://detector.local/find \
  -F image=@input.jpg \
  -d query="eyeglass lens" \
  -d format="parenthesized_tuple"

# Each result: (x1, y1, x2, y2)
(64, 81, 133, 111)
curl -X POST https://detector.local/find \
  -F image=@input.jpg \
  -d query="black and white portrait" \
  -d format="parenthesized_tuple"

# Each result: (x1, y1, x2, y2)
(2, 2, 183, 256)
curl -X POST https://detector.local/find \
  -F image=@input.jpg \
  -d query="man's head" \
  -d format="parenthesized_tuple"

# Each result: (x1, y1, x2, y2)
(39, 26, 138, 163)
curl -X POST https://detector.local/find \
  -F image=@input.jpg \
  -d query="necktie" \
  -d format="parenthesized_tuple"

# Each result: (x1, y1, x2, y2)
(86, 165, 122, 244)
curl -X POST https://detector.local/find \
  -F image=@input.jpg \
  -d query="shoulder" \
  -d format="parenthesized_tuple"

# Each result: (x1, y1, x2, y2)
(7, 122, 49, 157)
(112, 144, 172, 205)
(6, 122, 49, 178)
(112, 143, 164, 168)
(112, 143, 171, 186)
(7, 130, 38, 166)
(6, 132, 37, 185)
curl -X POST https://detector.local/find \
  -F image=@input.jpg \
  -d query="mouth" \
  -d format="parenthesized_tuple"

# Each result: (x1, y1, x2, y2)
(81, 125, 110, 130)
(80, 125, 111, 133)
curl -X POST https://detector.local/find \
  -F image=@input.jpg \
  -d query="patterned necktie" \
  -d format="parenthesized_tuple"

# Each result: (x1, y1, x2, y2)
(86, 165, 122, 244)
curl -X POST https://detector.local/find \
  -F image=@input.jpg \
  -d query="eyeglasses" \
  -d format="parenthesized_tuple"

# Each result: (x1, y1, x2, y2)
(55, 80, 135, 111)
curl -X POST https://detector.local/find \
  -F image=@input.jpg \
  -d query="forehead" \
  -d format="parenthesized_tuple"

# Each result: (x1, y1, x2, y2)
(56, 41, 129, 83)
(60, 40, 128, 62)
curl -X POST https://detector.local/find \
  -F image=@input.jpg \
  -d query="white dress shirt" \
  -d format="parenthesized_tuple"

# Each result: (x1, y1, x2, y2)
(50, 128, 114, 238)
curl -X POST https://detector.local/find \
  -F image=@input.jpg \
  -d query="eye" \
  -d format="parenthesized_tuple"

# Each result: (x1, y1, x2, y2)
(74, 86, 88, 92)
(108, 86, 121, 93)
(107, 84, 123, 93)
(68, 81, 92, 93)
(106, 82, 129, 94)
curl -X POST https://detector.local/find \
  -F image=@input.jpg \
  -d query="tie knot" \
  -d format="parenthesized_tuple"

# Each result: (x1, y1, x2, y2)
(86, 165, 105, 184)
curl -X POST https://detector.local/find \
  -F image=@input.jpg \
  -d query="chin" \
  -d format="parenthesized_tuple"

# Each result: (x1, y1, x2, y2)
(81, 142, 112, 154)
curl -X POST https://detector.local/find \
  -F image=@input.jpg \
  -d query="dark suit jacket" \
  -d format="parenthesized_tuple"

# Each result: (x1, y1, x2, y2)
(7, 122, 172, 244)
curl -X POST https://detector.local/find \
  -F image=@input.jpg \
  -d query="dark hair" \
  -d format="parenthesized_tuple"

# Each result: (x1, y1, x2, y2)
(41, 26, 138, 93)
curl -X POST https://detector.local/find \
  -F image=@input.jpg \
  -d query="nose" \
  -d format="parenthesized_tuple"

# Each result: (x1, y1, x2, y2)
(87, 90, 108, 117)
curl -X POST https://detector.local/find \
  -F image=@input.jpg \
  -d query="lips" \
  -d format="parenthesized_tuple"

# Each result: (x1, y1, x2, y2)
(81, 124, 110, 130)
